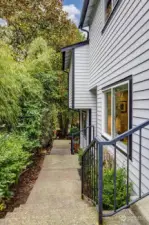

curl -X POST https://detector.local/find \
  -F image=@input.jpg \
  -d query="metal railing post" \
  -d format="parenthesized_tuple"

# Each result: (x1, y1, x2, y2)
(71, 135, 74, 155)
(139, 129, 142, 198)
(81, 155, 84, 199)
(93, 126, 95, 139)
(98, 143, 103, 225)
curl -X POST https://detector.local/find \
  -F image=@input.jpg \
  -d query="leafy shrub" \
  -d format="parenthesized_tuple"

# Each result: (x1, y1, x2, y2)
(78, 148, 84, 165)
(69, 126, 79, 135)
(103, 167, 132, 210)
(0, 134, 31, 200)
(82, 150, 132, 210)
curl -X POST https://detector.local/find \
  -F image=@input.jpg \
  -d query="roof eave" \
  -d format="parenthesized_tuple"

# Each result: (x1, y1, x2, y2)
(61, 40, 89, 71)
(79, 0, 90, 29)
(61, 40, 89, 53)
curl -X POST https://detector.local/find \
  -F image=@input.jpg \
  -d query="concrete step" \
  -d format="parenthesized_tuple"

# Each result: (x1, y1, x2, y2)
(6, 201, 94, 218)
(103, 208, 141, 225)
(0, 206, 142, 225)
(12, 197, 91, 213)
(131, 196, 149, 225)
(0, 207, 98, 225)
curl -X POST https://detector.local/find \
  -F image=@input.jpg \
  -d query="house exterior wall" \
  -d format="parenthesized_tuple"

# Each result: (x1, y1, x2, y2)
(69, 60, 73, 108)
(89, 0, 149, 195)
(72, 45, 97, 136)
(80, 110, 89, 149)
(74, 45, 92, 109)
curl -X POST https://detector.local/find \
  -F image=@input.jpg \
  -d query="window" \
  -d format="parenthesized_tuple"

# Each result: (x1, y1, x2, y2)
(103, 79, 132, 153)
(82, 111, 87, 137)
(105, 0, 118, 21)
(105, 91, 112, 135)
(105, 0, 112, 21)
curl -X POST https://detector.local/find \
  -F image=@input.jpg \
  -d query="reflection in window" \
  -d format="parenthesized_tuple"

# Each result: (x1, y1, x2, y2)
(82, 111, 87, 137)
(114, 84, 128, 145)
(105, 91, 111, 135)
(105, 0, 112, 21)
(104, 83, 129, 146)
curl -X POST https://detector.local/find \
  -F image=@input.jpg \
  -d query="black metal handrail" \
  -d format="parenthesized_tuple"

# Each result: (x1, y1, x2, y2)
(70, 125, 95, 154)
(81, 120, 149, 224)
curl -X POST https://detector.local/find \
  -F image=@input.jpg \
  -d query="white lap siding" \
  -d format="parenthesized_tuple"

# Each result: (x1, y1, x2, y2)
(89, 0, 149, 194)
(69, 61, 73, 108)
(74, 45, 97, 136)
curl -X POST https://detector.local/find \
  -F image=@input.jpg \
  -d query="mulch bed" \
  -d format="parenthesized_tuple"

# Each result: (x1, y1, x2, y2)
(0, 151, 46, 219)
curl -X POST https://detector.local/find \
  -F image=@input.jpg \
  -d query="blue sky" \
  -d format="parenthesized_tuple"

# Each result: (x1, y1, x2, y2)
(64, 0, 83, 10)
(63, 0, 83, 25)
(0, 1, 83, 27)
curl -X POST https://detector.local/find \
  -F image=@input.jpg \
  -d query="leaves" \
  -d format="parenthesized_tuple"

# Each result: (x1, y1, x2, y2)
(0, 0, 83, 203)
(0, 134, 31, 199)
(103, 168, 132, 210)
(0, 0, 84, 57)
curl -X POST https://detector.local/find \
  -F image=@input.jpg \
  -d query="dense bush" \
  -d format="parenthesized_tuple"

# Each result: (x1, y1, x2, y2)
(0, 38, 59, 205)
(79, 151, 132, 210)
(103, 167, 132, 210)
(69, 126, 79, 136)
(0, 134, 31, 199)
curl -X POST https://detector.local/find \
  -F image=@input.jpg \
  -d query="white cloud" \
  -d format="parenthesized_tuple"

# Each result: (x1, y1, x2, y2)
(63, 4, 80, 25)
(0, 18, 7, 27)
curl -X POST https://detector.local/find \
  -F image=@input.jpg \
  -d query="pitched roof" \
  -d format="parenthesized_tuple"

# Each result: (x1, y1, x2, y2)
(61, 40, 89, 70)
(61, 40, 89, 52)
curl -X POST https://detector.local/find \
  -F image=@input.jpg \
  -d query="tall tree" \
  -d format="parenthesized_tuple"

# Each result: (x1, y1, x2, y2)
(0, 0, 83, 57)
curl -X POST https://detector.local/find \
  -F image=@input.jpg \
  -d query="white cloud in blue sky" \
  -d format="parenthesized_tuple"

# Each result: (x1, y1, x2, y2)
(63, 4, 81, 25)
(0, 18, 7, 27)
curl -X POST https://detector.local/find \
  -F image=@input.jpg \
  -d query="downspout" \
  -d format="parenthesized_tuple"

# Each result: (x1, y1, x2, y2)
(80, 28, 89, 40)
(79, 0, 90, 40)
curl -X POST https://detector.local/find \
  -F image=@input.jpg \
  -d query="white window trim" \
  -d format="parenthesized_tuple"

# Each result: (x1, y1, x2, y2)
(102, 81, 130, 152)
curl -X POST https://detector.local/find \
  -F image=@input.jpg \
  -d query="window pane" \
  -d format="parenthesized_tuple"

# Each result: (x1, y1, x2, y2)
(105, 91, 111, 135)
(106, 0, 112, 20)
(114, 84, 128, 144)
(82, 111, 87, 137)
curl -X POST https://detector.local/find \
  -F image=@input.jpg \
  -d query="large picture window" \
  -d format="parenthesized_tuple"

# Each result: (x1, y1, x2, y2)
(103, 79, 132, 153)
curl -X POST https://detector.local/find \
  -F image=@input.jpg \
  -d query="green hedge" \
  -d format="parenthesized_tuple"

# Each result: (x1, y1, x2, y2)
(0, 134, 31, 200)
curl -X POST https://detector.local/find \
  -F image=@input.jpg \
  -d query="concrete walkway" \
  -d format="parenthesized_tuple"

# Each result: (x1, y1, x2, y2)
(0, 140, 98, 225)
(0, 140, 142, 225)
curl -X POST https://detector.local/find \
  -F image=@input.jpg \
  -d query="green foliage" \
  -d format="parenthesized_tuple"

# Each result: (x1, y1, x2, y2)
(82, 151, 132, 210)
(0, 134, 31, 199)
(0, 38, 60, 203)
(69, 126, 79, 135)
(0, 0, 84, 58)
(103, 167, 132, 210)
(40, 104, 58, 148)
(78, 148, 84, 165)
(0, 0, 84, 203)
(0, 41, 21, 126)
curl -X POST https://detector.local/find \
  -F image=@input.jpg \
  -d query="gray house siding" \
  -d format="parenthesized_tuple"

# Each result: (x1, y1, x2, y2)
(89, 0, 149, 195)
(74, 45, 97, 136)
(69, 60, 73, 108)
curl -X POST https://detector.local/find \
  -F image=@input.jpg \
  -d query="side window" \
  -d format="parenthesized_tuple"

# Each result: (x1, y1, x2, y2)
(102, 78, 132, 156)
